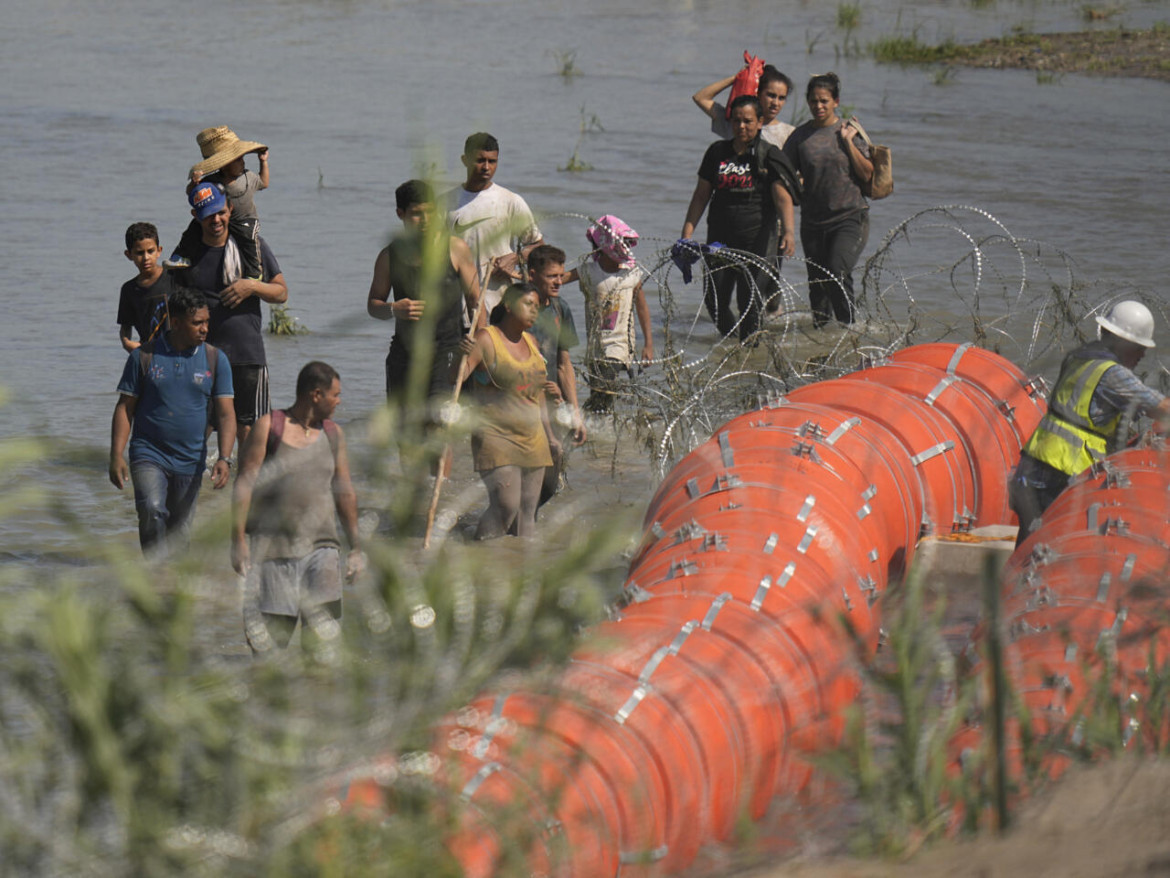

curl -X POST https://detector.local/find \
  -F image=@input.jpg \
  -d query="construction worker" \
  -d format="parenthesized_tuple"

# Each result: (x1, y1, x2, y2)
(1010, 300, 1170, 546)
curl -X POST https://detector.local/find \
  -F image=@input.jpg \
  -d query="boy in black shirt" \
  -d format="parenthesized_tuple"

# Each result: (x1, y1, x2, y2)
(118, 222, 177, 352)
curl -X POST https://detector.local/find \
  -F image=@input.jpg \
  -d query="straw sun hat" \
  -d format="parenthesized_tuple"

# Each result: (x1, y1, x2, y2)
(189, 126, 266, 177)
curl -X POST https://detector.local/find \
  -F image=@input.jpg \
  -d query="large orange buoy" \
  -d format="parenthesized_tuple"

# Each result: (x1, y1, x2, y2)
(957, 442, 1170, 795)
(338, 343, 1054, 875)
(888, 342, 1046, 449)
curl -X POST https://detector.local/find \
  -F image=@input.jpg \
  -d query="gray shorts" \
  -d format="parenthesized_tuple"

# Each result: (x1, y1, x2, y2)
(253, 545, 342, 617)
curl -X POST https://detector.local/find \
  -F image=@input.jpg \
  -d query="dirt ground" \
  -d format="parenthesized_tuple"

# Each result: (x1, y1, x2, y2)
(746, 758, 1170, 877)
(942, 27, 1170, 81)
(706, 531, 1170, 878)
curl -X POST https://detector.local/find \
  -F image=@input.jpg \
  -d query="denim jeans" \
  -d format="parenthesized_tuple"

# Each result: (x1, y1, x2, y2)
(129, 460, 202, 555)
(801, 211, 869, 327)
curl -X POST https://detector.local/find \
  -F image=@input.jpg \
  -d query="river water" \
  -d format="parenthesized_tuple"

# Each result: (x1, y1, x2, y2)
(3, 0, 1169, 561)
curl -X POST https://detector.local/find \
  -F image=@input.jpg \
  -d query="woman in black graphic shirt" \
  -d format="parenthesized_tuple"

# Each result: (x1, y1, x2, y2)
(681, 94, 797, 342)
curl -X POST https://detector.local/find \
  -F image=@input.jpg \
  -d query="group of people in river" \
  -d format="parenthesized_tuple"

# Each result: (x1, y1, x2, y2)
(105, 58, 1168, 650)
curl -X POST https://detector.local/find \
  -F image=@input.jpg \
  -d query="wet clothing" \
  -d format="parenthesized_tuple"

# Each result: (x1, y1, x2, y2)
(579, 260, 645, 368)
(385, 233, 466, 352)
(178, 236, 281, 367)
(529, 296, 579, 384)
(471, 326, 552, 472)
(247, 425, 341, 561)
(784, 119, 871, 327)
(116, 334, 234, 475)
(382, 233, 467, 405)
(697, 136, 793, 338)
(1010, 341, 1166, 543)
(118, 271, 178, 346)
(447, 183, 542, 313)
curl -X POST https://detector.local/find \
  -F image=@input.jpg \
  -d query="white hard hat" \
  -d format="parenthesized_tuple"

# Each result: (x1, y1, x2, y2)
(1096, 300, 1156, 348)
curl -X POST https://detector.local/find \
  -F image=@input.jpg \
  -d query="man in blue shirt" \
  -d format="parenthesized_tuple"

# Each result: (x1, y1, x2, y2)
(109, 287, 236, 555)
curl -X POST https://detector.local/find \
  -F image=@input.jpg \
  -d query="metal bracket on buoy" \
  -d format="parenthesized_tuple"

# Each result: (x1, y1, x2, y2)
(945, 342, 972, 374)
(674, 520, 708, 543)
(751, 562, 796, 611)
(798, 420, 826, 440)
(797, 495, 816, 523)
(1096, 572, 1112, 603)
(718, 431, 735, 467)
(1120, 554, 1137, 582)
(701, 533, 728, 552)
(925, 375, 957, 406)
(668, 558, 698, 579)
(797, 524, 818, 554)
(858, 575, 879, 606)
(824, 417, 861, 446)
(460, 762, 502, 802)
(791, 440, 822, 463)
(701, 593, 733, 630)
(762, 533, 779, 555)
(712, 473, 742, 493)
(619, 845, 669, 865)
(909, 441, 954, 466)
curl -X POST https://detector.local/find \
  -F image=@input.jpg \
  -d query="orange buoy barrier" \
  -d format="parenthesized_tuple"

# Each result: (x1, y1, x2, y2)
(337, 343, 1040, 875)
(958, 442, 1170, 798)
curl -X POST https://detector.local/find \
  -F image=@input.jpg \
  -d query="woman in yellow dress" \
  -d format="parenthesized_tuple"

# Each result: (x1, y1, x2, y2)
(461, 284, 561, 538)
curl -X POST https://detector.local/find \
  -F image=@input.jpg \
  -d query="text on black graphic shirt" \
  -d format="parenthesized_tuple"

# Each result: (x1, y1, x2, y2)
(697, 137, 786, 247)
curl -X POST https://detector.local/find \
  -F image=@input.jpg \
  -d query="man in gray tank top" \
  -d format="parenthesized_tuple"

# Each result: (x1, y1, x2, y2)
(231, 361, 365, 651)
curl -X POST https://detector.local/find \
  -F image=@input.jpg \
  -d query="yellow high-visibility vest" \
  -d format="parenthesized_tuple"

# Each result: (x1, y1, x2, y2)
(1023, 353, 1121, 477)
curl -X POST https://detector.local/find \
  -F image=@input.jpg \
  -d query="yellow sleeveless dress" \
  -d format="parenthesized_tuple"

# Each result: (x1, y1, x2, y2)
(471, 326, 553, 471)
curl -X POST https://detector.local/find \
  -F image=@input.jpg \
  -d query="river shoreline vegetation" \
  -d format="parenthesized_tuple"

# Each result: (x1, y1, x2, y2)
(871, 25, 1170, 81)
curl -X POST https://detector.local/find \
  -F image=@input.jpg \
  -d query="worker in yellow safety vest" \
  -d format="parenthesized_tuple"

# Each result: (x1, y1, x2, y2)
(1009, 300, 1170, 547)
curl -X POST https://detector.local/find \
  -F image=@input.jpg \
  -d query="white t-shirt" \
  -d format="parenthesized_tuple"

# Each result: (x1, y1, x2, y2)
(447, 183, 542, 313)
(579, 259, 647, 366)
(710, 103, 795, 149)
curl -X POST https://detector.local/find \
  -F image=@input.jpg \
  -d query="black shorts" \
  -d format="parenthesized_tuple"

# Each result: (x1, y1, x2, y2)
(385, 341, 458, 406)
(230, 364, 271, 426)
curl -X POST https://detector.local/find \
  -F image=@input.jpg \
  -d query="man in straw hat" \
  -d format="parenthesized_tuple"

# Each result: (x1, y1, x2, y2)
(1010, 299, 1170, 546)
(164, 126, 270, 280)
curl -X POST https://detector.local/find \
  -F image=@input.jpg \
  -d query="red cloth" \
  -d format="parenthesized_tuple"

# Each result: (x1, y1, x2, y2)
(726, 51, 765, 119)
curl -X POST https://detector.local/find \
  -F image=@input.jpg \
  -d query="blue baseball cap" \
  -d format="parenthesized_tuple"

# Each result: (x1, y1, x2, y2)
(189, 181, 227, 220)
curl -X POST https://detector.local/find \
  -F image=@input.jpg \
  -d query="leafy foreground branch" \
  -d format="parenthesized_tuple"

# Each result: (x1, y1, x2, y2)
(0, 469, 633, 875)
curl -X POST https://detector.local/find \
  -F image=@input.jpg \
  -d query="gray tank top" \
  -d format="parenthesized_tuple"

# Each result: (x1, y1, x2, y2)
(248, 432, 339, 558)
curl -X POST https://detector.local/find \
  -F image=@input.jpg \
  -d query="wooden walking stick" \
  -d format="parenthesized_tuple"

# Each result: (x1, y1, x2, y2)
(422, 275, 488, 549)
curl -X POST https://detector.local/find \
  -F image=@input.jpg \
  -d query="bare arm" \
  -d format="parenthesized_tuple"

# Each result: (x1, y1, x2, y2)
(772, 182, 796, 258)
(231, 413, 270, 574)
(367, 247, 426, 322)
(840, 123, 874, 188)
(539, 385, 561, 462)
(108, 394, 137, 489)
(556, 349, 586, 444)
(451, 236, 484, 329)
(331, 428, 361, 557)
(211, 395, 237, 489)
(220, 271, 288, 309)
(633, 281, 654, 363)
(692, 73, 736, 119)
(456, 328, 492, 384)
(681, 177, 714, 240)
(256, 149, 270, 190)
(119, 324, 140, 353)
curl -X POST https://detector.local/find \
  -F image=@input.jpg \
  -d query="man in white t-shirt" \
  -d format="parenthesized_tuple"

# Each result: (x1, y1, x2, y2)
(447, 132, 543, 315)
